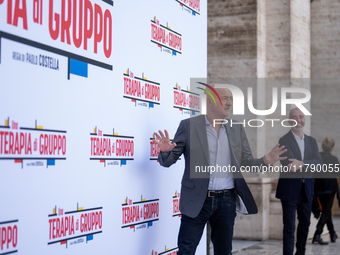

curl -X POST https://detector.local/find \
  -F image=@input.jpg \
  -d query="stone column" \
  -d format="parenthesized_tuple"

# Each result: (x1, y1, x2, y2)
(266, 0, 316, 239)
(311, 0, 340, 217)
(208, 0, 315, 243)
(208, 0, 271, 241)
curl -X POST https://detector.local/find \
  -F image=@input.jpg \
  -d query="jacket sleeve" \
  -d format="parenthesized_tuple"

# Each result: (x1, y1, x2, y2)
(279, 136, 294, 167)
(277, 136, 301, 177)
(302, 138, 323, 169)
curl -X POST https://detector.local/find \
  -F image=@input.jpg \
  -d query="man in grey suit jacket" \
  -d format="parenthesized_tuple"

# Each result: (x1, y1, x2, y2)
(154, 86, 286, 255)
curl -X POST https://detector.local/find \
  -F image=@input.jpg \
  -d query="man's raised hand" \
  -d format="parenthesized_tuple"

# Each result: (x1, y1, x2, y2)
(287, 159, 304, 172)
(263, 143, 287, 165)
(153, 130, 177, 153)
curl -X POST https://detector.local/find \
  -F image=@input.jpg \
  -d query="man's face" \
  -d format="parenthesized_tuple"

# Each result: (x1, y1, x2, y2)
(289, 109, 305, 129)
(208, 88, 233, 118)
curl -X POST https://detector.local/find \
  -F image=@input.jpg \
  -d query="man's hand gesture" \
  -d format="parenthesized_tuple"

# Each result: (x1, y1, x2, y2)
(263, 143, 287, 165)
(153, 130, 177, 153)
(287, 159, 304, 172)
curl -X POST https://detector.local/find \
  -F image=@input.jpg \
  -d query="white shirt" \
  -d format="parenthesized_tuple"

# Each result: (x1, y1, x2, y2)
(205, 116, 234, 190)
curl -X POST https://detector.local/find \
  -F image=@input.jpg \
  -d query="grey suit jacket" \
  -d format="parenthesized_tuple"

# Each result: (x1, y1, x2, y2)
(158, 115, 263, 218)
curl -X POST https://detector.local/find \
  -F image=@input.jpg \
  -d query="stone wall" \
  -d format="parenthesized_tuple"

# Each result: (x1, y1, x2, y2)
(311, 0, 340, 216)
(208, 0, 258, 78)
(207, 0, 340, 245)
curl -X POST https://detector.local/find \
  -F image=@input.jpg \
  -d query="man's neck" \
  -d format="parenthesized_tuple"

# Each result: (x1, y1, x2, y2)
(291, 128, 304, 139)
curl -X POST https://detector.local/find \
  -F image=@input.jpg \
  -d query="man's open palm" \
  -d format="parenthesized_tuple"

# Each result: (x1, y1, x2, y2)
(153, 130, 177, 153)
(263, 143, 287, 165)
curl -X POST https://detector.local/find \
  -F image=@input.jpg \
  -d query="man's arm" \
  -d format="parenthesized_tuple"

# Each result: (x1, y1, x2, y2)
(302, 138, 323, 167)
(280, 136, 323, 172)
(155, 120, 187, 167)
(278, 137, 294, 167)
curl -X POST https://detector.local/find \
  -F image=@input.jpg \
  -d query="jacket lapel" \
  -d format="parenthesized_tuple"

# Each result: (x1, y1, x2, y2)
(304, 136, 310, 160)
(288, 131, 302, 160)
(195, 116, 210, 164)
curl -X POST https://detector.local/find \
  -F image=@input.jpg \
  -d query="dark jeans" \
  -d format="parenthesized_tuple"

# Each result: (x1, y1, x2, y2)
(177, 192, 236, 255)
(281, 186, 312, 255)
(315, 192, 335, 235)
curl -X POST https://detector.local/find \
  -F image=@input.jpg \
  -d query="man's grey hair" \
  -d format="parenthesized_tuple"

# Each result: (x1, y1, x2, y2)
(289, 107, 305, 118)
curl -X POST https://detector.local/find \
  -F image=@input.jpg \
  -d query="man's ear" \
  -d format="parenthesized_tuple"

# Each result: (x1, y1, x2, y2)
(206, 97, 211, 106)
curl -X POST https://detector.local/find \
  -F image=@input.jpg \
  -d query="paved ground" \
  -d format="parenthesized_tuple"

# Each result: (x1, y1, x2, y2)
(232, 217, 340, 255)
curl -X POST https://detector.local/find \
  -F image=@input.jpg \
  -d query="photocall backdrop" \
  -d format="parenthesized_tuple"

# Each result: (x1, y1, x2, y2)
(0, 0, 207, 254)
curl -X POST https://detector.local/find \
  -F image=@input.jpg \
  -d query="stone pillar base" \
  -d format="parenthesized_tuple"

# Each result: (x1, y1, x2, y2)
(233, 178, 272, 241)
